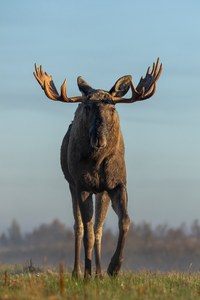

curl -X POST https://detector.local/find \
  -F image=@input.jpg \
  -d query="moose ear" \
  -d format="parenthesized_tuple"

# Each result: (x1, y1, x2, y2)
(77, 76, 95, 96)
(109, 75, 132, 97)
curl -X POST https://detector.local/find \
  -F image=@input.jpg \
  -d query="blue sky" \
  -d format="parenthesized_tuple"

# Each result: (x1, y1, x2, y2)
(1, 0, 200, 233)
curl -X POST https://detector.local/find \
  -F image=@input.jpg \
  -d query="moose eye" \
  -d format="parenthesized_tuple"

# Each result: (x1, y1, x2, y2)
(110, 106, 116, 114)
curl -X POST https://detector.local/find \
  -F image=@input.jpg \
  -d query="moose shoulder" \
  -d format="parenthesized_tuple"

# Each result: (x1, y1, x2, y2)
(34, 59, 162, 278)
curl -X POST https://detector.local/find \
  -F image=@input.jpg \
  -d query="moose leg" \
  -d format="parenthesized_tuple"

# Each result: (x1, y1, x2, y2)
(107, 184, 130, 276)
(70, 185, 83, 278)
(78, 191, 94, 279)
(94, 192, 110, 277)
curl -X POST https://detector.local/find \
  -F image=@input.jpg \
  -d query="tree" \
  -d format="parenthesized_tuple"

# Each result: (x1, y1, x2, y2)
(0, 233, 8, 246)
(191, 219, 200, 238)
(8, 219, 22, 245)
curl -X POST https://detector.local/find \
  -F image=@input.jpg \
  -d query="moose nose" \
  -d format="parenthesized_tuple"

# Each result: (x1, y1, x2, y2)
(96, 137, 107, 149)
(91, 135, 107, 149)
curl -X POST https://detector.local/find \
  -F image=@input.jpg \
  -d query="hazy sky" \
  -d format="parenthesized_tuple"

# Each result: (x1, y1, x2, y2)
(1, 0, 200, 233)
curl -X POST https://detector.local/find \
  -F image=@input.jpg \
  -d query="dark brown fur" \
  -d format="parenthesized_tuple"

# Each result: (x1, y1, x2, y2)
(61, 87, 130, 278)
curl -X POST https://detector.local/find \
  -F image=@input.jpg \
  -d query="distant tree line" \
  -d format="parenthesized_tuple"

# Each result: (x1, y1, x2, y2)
(0, 219, 200, 272)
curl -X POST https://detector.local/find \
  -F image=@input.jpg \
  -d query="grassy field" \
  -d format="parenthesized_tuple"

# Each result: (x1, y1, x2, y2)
(0, 266, 199, 300)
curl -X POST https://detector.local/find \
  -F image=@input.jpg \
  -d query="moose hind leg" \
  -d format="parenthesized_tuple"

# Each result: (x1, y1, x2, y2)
(107, 184, 130, 276)
(70, 185, 83, 278)
(94, 192, 110, 277)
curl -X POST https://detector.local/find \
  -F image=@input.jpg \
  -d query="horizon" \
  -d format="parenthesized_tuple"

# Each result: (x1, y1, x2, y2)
(1, 0, 200, 233)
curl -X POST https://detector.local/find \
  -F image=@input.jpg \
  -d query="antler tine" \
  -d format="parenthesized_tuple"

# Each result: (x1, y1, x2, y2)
(155, 61, 162, 81)
(112, 58, 162, 104)
(33, 64, 85, 103)
(34, 64, 44, 88)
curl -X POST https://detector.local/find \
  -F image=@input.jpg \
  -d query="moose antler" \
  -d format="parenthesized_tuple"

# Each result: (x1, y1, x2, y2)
(112, 58, 162, 103)
(33, 64, 85, 103)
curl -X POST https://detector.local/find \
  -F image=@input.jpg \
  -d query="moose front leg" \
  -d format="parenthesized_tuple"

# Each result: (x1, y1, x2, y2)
(69, 185, 83, 278)
(94, 192, 110, 277)
(78, 191, 94, 279)
(107, 184, 130, 276)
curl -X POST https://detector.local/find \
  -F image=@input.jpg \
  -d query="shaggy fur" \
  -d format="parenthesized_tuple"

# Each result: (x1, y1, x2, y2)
(60, 80, 131, 278)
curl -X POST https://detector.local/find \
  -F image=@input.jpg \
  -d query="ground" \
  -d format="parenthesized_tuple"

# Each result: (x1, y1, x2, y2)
(0, 265, 199, 300)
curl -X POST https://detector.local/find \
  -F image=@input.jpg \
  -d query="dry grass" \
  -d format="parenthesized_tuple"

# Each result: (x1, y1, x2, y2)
(0, 265, 199, 299)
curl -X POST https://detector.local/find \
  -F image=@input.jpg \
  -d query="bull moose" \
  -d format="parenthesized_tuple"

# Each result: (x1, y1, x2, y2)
(33, 59, 162, 278)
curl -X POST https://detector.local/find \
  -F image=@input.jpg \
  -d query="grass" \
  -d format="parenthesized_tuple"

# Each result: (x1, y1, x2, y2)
(0, 265, 199, 300)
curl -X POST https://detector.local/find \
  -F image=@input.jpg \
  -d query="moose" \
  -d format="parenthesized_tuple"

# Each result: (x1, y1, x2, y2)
(34, 59, 162, 278)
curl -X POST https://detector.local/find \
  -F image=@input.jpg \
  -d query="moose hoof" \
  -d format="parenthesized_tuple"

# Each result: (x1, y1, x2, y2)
(72, 269, 82, 278)
(107, 261, 122, 276)
(84, 271, 92, 280)
(95, 272, 103, 280)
